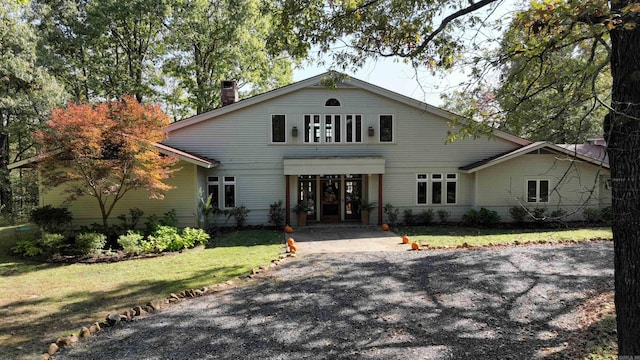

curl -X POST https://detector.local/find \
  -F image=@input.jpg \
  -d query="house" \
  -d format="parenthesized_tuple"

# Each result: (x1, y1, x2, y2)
(14, 72, 611, 227)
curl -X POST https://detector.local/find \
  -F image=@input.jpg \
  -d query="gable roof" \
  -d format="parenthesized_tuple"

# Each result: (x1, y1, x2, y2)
(7, 142, 217, 170)
(459, 141, 610, 173)
(166, 72, 531, 146)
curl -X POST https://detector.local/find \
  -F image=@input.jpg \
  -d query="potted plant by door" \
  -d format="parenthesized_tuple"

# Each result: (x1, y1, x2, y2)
(359, 201, 377, 225)
(292, 200, 311, 227)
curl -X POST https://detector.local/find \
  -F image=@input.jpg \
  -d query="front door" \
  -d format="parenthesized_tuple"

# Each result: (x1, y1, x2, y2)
(344, 175, 363, 220)
(298, 176, 317, 221)
(320, 178, 340, 222)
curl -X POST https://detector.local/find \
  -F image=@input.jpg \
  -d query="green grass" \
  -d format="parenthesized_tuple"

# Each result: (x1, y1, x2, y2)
(396, 226, 612, 247)
(0, 226, 284, 360)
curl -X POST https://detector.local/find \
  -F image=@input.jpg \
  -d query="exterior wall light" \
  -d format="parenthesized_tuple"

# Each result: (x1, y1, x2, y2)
(292, 126, 298, 137)
(368, 126, 375, 137)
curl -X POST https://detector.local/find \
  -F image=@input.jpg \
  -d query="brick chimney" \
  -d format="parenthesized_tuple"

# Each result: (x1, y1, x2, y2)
(221, 80, 238, 106)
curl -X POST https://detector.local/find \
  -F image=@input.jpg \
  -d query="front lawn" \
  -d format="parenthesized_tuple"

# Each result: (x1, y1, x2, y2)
(0, 226, 284, 360)
(396, 226, 612, 247)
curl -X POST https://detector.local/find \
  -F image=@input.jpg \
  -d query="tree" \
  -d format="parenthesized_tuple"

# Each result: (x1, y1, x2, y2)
(271, 0, 640, 353)
(163, 0, 294, 116)
(0, 0, 64, 219)
(35, 96, 178, 228)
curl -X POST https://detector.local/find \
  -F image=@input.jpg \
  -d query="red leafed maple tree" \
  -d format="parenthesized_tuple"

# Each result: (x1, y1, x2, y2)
(35, 96, 179, 228)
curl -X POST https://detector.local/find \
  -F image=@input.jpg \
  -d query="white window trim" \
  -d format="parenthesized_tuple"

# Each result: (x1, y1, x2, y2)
(269, 114, 287, 144)
(526, 179, 550, 203)
(223, 176, 237, 209)
(343, 114, 363, 144)
(416, 173, 428, 205)
(303, 114, 322, 144)
(378, 114, 395, 143)
(207, 176, 220, 208)
(445, 173, 458, 205)
(323, 114, 342, 143)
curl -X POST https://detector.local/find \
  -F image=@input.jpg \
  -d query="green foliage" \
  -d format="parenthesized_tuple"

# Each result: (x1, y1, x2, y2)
(230, 205, 250, 228)
(268, 200, 285, 228)
(417, 209, 434, 225)
(145, 225, 181, 253)
(601, 206, 612, 223)
(40, 232, 66, 254)
(383, 203, 399, 226)
(509, 206, 528, 223)
(12, 239, 44, 257)
(116, 208, 144, 230)
(74, 232, 107, 256)
(532, 208, 547, 221)
(30, 205, 72, 233)
(145, 209, 178, 234)
(462, 208, 501, 227)
(549, 208, 567, 219)
(402, 209, 414, 225)
(181, 227, 210, 247)
(117, 231, 145, 255)
(437, 209, 449, 223)
(583, 207, 604, 223)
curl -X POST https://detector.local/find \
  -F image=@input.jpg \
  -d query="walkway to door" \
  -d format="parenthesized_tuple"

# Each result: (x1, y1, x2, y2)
(289, 225, 407, 253)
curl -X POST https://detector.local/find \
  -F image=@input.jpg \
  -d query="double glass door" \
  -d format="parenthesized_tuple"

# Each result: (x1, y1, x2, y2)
(298, 175, 363, 222)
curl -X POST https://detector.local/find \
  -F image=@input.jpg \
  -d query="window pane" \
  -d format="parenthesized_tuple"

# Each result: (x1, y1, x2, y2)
(380, 115, 393, 142)
(325, 115, 333, 142)
(417, 182, 427, 204)
(446, 182, 456, 204)
(417, 174, 427, 179)
(271, 115, 285, 143)
(432, 182, 442, 204)
(224, 184, 235, 208)
(325, 98, 340, 106)
(527, 180, 537, 202)
(304, 115, 311, 143)
(346, 115, 353, 143)
(540, 180, 549, 202)
(313, 115, 320, 143)
(355, 115, 362, 142)
(335, 116, 341, 142)
(207, 184, 219, 207)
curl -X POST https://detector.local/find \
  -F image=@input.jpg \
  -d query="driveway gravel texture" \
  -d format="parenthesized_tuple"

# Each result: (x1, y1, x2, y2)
(56, 242, 613, 360)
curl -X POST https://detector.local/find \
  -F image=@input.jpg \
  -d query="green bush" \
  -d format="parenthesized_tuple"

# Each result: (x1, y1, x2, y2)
(74, 232, 107, 256)
(383, 203, 399, 226)
(550, 208, 567, 219)
(416, 209, 434, 225)
(509, 206, 528, 223)
(117, 208, 144, 230)
(12, 239, 44, 257)
(30, 205, 72, 233)
(117, 231, 145, 255)
(532, 208, 546, 221)
(437, 209, 449, 223)
(268, 201, 285, 228)
(40, 233, 67, 254)
(146, 225, 183, 252)
(583, 207, 603, 223)
(230, 205, 250, 228)
(463, 208, 500, 227)
(182, 227, 210, 247)
(601, 206, 612, 223)
(403, 209, 414, 225)
(145, 209, 178, 234)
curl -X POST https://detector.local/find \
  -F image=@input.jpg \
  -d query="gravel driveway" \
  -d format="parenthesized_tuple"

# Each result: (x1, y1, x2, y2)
(57, 242, 613, 360)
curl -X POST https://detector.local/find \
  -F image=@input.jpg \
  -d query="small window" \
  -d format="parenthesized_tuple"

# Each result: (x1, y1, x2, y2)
(271, 115, 286, 143)
(324, 115, 341, 143)
(345, 115, 362, 143)
(207, 176, 220, 207)
(431, 174, 442, 204)
(379, 115, 394, 142)
(223, 176, 236, 208)
(446, 173, 457, 204)
(417, 174, 428, 204)
(325, 98, 341, 106)
(527, 179, 549, 203)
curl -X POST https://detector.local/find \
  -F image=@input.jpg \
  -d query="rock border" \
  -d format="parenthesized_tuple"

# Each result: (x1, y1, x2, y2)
(40, 251, 297, 360)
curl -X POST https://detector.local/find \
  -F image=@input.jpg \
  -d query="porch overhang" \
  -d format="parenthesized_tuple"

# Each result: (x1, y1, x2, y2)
(283, 156, 385, 175)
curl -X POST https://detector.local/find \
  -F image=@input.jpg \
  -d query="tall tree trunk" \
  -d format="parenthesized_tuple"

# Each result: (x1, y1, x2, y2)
(607, 1, 640, 354)
(0, 131, 13, 217)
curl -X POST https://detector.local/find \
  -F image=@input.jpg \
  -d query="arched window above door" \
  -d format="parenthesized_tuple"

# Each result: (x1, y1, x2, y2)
(325, 98, 341, 106)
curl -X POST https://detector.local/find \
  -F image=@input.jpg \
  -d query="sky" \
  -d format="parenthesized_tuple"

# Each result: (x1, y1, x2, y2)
(292, 0, 523, 108)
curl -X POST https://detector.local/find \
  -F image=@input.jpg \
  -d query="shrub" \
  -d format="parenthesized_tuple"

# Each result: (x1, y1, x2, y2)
(583, 207, 602, 223)
(532, 208, 546, 221)
(12, 240, 44, 257)
(437, 209, 449, 223)
(74, 232, 107, 256)
(230, 205, 250, 228)
(403, 209, 414, 225)
(601, 206, 612, 223)
(509, 206, 528, 223)
(117, 231, 145, 255)
(549, 208, 567, 219)
(145, 209, 178, 234)
(30, 205, 72, 233)
(416, 209, 434, 225)
(463, 208, 500, 227)
(182, 227, 210, 247)
(383, 203, 400, 226)
(146, 225, 182, 252)
(268, 201, 285, 228)
(40, 233, 67, 254)
(117, 208, 144, 230)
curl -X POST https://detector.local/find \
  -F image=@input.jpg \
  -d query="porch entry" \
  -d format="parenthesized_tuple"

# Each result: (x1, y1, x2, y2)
(298, 175, 363, 223)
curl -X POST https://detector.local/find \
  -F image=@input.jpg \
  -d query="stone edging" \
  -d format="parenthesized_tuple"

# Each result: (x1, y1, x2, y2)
(40, 252, 297, 360)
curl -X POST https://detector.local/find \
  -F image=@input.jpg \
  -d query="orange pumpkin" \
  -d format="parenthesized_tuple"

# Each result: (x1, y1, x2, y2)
(287, 238, 295, 247)
(411, 242, 420, 250)
(284, 225, 294, 233)
(402, 235, 410, 244)
(289, 244, 297, 253)
(382, 223, 390, 231)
